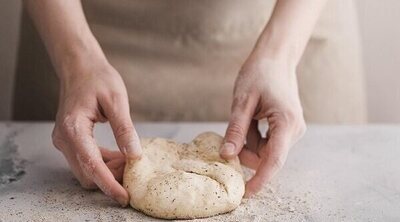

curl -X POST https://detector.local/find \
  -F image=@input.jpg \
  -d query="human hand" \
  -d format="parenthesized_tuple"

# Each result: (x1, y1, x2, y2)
(51, 60, 142, 206)
(220, 58, 306, 197)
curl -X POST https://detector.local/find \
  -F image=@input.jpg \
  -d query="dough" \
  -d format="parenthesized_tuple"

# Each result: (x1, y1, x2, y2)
(123, 132, 245, 219)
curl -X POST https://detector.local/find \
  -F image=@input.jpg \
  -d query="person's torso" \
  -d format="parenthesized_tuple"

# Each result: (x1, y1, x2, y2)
(82, 0, 274, 121)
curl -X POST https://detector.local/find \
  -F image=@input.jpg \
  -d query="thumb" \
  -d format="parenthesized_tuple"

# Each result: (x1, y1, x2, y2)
(100, 93, 142, 159)
(221, 94, 258, 159)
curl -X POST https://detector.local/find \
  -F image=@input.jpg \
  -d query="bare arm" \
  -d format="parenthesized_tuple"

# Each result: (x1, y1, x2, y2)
(24, 0, 104, 75)
(252, 0, 327, 64)
(24, 0, 142, 206)
(221, 0, 327, 197)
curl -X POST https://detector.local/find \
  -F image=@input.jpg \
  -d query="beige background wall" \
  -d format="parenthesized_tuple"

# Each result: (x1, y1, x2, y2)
(0, 0, 399, 122)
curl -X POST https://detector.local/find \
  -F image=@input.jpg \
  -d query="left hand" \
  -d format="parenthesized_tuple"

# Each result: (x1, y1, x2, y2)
(100, 147, 126, 182)
(220, 57, 306, 197)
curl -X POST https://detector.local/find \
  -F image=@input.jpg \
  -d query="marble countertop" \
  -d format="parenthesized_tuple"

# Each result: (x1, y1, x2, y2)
(0, 122, 399, 221)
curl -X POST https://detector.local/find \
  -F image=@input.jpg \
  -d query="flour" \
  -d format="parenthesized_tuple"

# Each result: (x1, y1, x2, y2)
(0, 131, 26, 186)
(0, 165, 313, 222)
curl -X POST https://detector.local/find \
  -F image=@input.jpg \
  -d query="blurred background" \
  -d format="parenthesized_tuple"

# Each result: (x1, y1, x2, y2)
(0, 0, 399, 123)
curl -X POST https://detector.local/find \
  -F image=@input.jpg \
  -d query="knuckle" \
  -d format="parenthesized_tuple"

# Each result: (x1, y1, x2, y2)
(115, 124, 134, 139)
(109, 90, 124, 101)
(226, 122, 245, 142)
(270, 113, 291, 132)
(271, 155, 286, 170)
(59, 114, 82, 138)
(104, 91, 127, 119)
(109, 91, 125, 106)
(275, 109, 305, 133)
(232, 93, 253, 112)
(285, 110, 306, 138)
(283, 109, 299, 124)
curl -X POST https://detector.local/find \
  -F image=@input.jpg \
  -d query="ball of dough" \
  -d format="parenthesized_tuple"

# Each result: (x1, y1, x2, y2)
(123, 132, 245, 219)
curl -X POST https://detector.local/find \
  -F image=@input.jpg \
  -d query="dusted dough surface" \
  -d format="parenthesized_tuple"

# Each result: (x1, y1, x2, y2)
(123, 132, 245, 219)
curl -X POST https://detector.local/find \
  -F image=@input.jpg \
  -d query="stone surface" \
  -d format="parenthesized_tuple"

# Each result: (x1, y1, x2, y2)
(0, 122, 399, 221)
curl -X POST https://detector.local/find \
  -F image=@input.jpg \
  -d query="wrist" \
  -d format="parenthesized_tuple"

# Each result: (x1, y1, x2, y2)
(51, 35, 108, 81)
(250, 24, 302, 67)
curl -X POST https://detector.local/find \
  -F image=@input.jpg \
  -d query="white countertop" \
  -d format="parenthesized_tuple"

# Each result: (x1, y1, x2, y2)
(0, 123, 399, 221)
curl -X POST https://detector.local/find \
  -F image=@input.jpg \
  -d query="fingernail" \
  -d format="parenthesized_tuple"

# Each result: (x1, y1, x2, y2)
(125, 141, 142, 159)
(116, 195, 129, 207)
(220, 142, 235, 156)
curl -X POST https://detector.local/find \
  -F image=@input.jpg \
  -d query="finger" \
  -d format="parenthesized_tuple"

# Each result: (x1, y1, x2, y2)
(221, 93, 258, 159)
(110, 165, 125, 183)
(106, 157, 125, 170)
(106, 158, 126, 183)
(77, 146, 129, 207)
(238, 147, 261, 170)
(55, 115, 103, 189)
(100, 147, 124, 162)
(245, 130, 290, 198)
(60, 114, 129, 206)
(99, 93, 142, 159)
(246, 120, 262, 152)
(59, 146, 98, 189)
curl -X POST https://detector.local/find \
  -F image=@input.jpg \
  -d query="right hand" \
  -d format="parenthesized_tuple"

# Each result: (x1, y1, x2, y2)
(51, 59, 142, 206)
(220, 57, 306, 197)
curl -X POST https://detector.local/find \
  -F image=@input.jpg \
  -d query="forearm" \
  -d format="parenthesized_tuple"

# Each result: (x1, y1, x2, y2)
(24, 0, 106, 77)
(251, 0, 327, 65)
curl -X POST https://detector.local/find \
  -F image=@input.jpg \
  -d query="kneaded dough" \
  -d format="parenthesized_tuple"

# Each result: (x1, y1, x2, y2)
(123, 132, 245, 219)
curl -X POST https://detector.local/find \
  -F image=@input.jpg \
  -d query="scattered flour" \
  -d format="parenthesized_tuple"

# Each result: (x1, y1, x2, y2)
(0, 131, 26, 186)
(0, 167, 314, 222)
